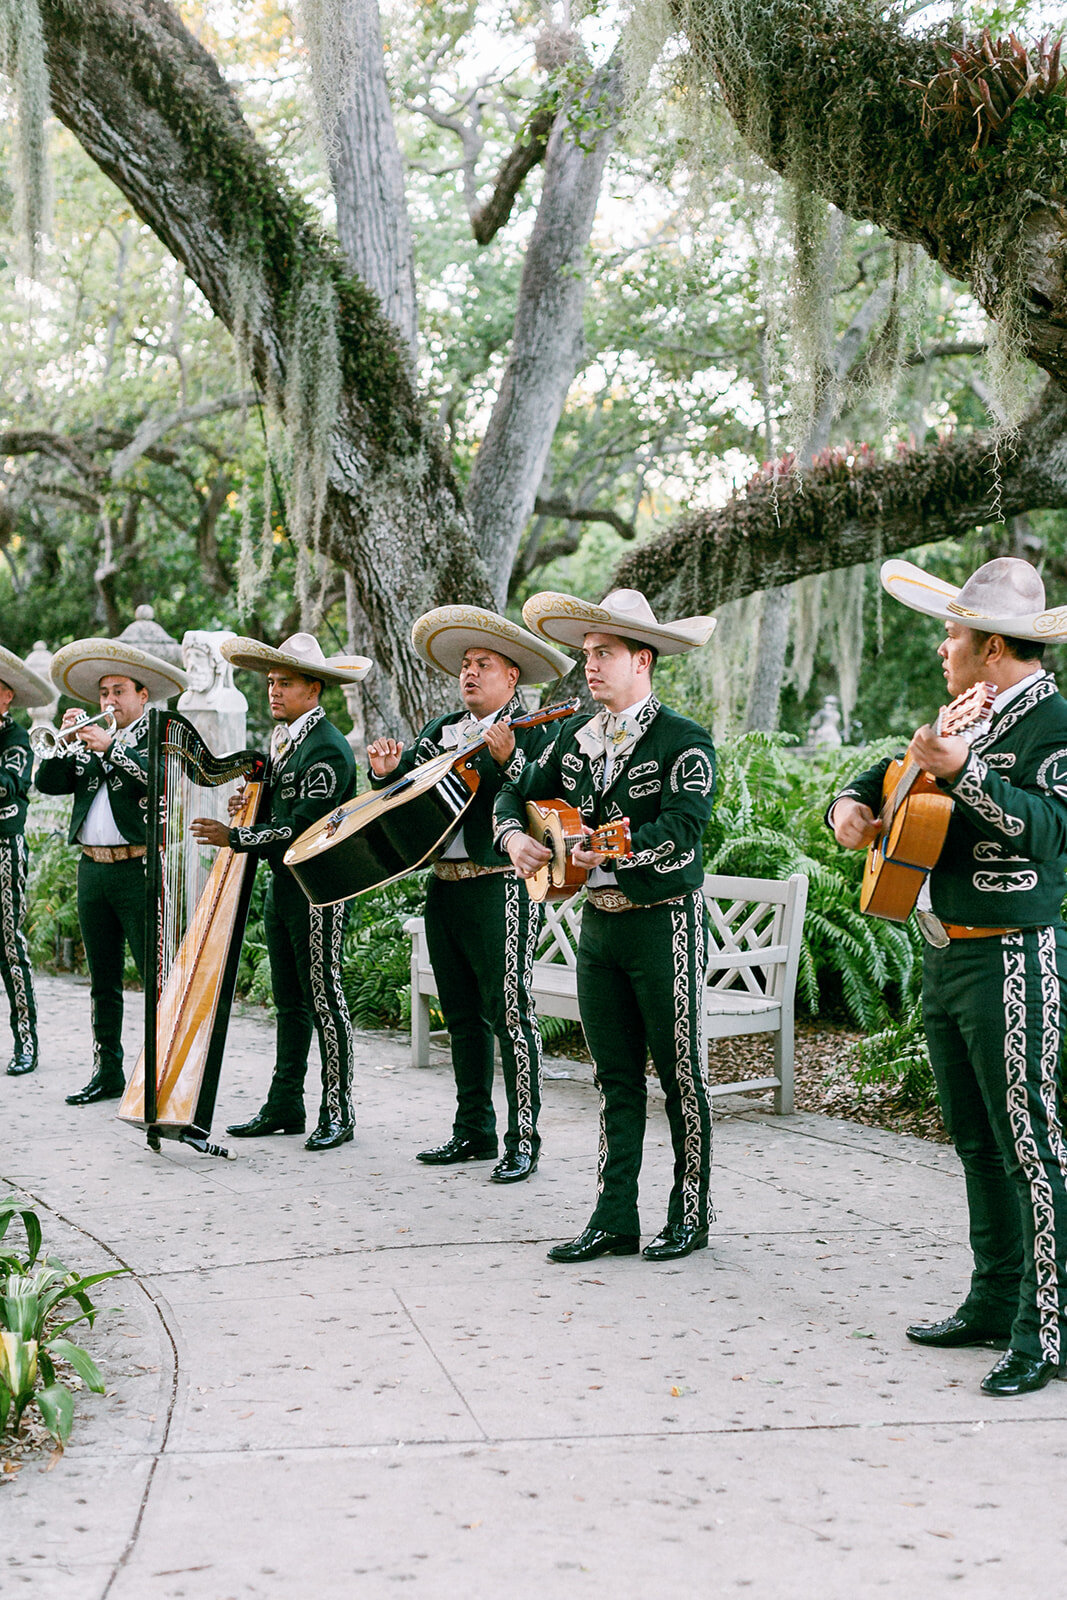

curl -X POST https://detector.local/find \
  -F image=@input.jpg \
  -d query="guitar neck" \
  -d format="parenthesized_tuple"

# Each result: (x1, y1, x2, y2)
(452, 698, 579, 766)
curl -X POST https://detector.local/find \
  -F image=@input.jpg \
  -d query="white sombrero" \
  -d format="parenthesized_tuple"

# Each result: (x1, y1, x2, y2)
(522, 588, 717, 655)
(0, 645, 55, 709)
(222, 632, 373, 686)
(881, 558, 1067, 642)
(412, 606, 572, 685)
(50, 638, 188, 706)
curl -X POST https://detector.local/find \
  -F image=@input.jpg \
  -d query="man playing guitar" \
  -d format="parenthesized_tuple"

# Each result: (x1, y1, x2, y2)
(830, 556, 1067, 1397)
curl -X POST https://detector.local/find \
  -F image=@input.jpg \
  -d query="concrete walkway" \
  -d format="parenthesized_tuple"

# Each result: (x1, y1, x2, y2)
(2, 974, 1063, 1598)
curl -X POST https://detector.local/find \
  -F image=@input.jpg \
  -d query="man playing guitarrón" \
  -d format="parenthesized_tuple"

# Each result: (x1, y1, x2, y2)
(368, 606, 571, 1184)
(830, 556, 1067, 1397)
(496, 589, 718, 1262)
(192, 633, 371, 1152)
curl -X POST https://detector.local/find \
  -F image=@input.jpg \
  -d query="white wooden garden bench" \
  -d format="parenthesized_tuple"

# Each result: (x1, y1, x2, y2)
(403, 871, 808, 1115)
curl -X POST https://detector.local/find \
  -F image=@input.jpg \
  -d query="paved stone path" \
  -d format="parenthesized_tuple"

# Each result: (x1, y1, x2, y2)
(3, 974, 1064, 1598)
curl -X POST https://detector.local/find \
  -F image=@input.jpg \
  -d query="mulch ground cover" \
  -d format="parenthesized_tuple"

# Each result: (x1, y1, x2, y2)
(547, 1019, 949, 1143)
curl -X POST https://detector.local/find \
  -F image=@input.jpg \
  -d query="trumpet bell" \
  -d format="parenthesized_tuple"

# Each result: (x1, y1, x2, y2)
(29, 709, 118, 757)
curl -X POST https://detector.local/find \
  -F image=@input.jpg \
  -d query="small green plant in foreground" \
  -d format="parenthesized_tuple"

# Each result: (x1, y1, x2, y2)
(848, 998, 938, 1113)
(0, 1199, 127, 1447)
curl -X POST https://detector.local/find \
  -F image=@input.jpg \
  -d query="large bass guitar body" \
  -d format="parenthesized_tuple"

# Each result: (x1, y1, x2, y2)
(285, 699, 581, 906)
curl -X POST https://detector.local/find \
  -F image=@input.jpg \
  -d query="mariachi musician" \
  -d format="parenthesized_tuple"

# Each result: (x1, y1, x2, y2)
(830, 556, 1067, 1398)
(368, 606, 571, 1183)
(495, 589, 718, 1262)
(36, 636, 187, 1104)
(192, 632, 371, 1152)
(0, 645, 55, 1077)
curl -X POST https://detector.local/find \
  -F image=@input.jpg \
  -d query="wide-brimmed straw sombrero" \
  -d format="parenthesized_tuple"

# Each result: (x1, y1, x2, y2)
(222, 632, 373, 686)
(50, 638, 188, 706)
(0, 645, 55, 708)
(881, 558, 1067, 642)
(412, 606, 572, 685)
(522, 588, 717, 655)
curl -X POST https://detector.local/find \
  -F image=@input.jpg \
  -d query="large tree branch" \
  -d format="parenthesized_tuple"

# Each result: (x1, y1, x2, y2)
(38, 0, 487, 730)
(471, 104, 556, 245)
(678, 1, 1067, 384)
(616, 381, 1067, 614)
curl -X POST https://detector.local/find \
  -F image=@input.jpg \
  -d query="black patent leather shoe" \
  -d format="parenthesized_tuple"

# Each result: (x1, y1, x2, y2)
(304, 1120, 354, 1151)
(642, 1223, 709, 1260)
(490, 1150, 538, 1184)
(906, 1314, 1011, 1350)
(6, 1050, 37, 1077)
(66, 1074, 125, 1105)
(416, 1136, 498, 1165)
(980, 1348, 1065, 1397)
(226, 1110, 306, 1137)
(547, 1226, 640, 1263)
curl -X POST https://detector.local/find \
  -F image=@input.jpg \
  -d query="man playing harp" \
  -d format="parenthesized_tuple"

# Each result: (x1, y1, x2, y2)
(192, 632, 371, 1151)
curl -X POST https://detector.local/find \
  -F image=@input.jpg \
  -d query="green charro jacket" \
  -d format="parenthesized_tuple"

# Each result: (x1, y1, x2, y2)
(367, 692, 557, 869)
(493, 694, 717, 905)
(35, 710, 150, 845)
(229, 707, 357, 874)
(830, 671, 1067, 928)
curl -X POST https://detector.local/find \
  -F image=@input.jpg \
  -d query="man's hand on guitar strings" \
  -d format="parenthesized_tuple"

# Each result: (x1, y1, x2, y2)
(909, 724, 969, 780)
(483, 720, 516, 765)
(831, 798, 883, 851)
(505, 830, 552, 878)
(227, 787, 246, 818)
(570, 822, 607, 870)
(367, 738, 404, 777)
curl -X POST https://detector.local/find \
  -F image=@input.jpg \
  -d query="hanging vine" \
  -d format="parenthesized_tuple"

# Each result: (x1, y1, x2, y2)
(0, 0, 50, 275)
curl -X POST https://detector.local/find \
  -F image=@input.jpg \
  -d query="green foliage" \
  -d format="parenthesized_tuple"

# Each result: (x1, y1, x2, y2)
(338, 876, 427, 1030)
(705, 732, 922, 1027)
(848, 997, 938, 1113)
(23, 827, 81, 972)
(0, 1197, 125, 1446)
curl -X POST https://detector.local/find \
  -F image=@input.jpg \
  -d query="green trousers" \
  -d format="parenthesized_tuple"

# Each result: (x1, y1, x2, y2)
(577, 890, 713, 1237)
(262, 870, 354, 1127)
(0, 837, 36, 1059)
(77, 853, 147, 1086)
(424, 871, 543, 1156)
(923, 927, 1067, 1362)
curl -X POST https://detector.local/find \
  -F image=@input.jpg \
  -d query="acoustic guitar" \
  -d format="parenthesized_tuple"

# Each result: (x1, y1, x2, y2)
(524, 800, 632, 902)
(285, 699, 581, 905)
(859, 680, 997, 922)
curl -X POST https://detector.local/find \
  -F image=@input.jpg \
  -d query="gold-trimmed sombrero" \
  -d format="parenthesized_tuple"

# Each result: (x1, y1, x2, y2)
(0, 645, 55, 708)
(50, 638, 188, 706)
(412, 606, 571, 685)
(881, 558, 1067, 642)
(222, 632, 373, 686)
(522, 588, 716, 655)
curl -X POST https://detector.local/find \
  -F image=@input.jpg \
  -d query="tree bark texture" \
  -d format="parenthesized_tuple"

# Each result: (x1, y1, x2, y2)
(674, 0, 1067, 385)
(466, 49, 627, 606)
(617, 382, 1067, 616)
(38, 0, 483, 732)
(328, 0, 418, 360)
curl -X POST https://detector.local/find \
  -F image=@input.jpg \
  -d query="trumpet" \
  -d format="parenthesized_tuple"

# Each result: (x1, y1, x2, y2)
(29, 710, 118, 758)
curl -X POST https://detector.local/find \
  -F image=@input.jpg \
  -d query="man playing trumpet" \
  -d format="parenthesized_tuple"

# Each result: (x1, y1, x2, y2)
(36, 637, 186, 1105)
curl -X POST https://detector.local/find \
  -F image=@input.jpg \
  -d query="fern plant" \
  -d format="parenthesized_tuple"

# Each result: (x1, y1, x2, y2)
(705, 732, 922, 1028)
(849, 997, 937, 1112)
